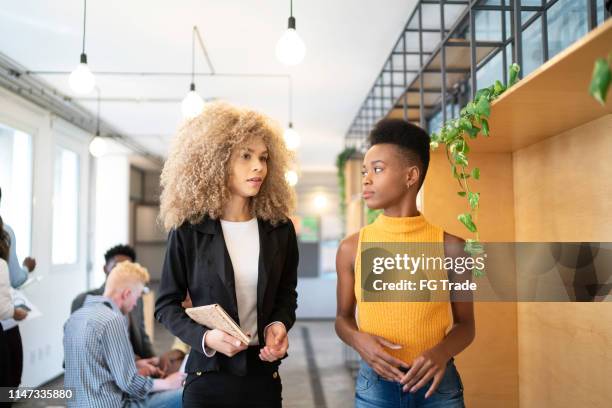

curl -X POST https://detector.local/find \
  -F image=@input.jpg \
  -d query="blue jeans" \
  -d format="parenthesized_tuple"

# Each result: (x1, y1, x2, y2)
(355, 359, 465, 408)
(125, 389, 183, 408)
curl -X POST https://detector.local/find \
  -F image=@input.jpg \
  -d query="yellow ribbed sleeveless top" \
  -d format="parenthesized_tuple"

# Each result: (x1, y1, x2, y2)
(354, 212, 452, 365)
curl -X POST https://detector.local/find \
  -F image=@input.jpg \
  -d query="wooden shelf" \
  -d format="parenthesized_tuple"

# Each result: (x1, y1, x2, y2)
(428, 39, 499, 71)
(472, 18, 612, 153)
(387, 39, 499, 124)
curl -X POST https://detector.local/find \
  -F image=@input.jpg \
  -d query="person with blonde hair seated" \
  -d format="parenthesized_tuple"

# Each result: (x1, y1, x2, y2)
(63, 261, 185, 408)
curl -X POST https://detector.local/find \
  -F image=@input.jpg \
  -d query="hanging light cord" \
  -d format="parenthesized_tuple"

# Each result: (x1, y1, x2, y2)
(81, 0, 87, 55)
(190, 26, 216, 88)
(288, 76, 293, 126)
(290, 0, 293, 17)
(95, 86, 101, 135)
(191, 26, 195, 86)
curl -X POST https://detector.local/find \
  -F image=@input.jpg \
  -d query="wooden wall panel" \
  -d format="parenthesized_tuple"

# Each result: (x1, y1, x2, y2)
(423, 152, 519, 408)
(517, 303, 612, 407)
(514, 115, 612, 408)
(513, 114, 612, 242)
(424, 151, 516, 242)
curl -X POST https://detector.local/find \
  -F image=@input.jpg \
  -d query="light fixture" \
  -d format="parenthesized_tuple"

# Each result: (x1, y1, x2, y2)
(89, 86, 107, 157)
(89, 136, 108, 157)
(285, 170, 299, 186)
(284, 77, 301, 150)
(284, 123, 300, 150)
(276, 0, 306, 66)
(313, 193, 328, 212)
(182, 83, 205, 119)
(182, 26, 206, 119)
(69, 0, 95, 94)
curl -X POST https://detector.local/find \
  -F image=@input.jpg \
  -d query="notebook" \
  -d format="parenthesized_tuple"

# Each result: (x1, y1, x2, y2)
(185, 304, 251, 345)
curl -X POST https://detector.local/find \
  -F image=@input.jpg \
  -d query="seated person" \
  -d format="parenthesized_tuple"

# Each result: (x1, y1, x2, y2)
(71, 244, 185, 377)
(63, 261, 184, 408)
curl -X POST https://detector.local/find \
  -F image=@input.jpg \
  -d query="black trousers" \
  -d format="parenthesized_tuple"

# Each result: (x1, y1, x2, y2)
(0, 326, 23, 408)
(182, 347, 282, 408)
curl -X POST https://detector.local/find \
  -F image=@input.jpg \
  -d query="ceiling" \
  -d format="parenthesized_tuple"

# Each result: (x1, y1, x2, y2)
(0, 0, 418, 170)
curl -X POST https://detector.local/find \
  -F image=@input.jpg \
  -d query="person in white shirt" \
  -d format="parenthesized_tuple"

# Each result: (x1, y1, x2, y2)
(155, 101, 299, 408)
(0, 212, 28, 393)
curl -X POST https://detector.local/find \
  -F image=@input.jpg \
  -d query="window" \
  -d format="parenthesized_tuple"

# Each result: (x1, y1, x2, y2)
(597, 0, 606, 25)
(0, 123, 33, 263)
(522, 16, 544, 76)
(475, 9, 503, 42)
(477, 49, 504, 91)
(547, 0, 588, 59)
(52, 146, 80, 265)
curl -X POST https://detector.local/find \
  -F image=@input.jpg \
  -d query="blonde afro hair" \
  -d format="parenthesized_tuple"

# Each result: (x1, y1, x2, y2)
(160, 101, 296, 230)
(106, 261, 150, 293)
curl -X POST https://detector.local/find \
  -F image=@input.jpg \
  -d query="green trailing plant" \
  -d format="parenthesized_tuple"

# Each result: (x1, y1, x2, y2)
(429, 63, 521, 277)
(336, 147, 357, 233)
(589, 52, 612, 105)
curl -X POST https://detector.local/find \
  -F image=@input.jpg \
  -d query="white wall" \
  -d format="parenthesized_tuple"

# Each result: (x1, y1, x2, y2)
(91, 155, 131, 288)
(0, 88, 91, 386)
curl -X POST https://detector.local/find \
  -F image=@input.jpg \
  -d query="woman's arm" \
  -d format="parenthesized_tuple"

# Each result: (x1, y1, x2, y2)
(267, 220, 299, 331)
(154, 228, 209, 355)
(155, 227, 250, 358)
(335, 233, 406, 382)
(258, 220, 299, 362)
(4, 225, 28, 288)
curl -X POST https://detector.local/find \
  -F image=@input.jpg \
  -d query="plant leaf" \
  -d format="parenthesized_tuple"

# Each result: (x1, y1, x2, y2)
(452, 165, 460, 179)
(464, 239, 485, 255)
(476, 96, 491, 117)
(471, 167, 480, 180)
(457, 191, 466, 197)
(472, 268, 486, 277)
(465, 102, 476, 115)
(481, 119, 490, 136)
(455, 152, 468, 167)
(458, 213, 477, 233)
(589, 57, 612, 105)
(494, 80, 505, 94)
(509, 63, 521, 87)
(474, 88, 490, 101)
(466, 126, 479, 139)
(468, 191, 480, 210)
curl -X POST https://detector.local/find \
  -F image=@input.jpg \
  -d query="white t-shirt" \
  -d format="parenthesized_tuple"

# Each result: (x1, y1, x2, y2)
(0, 259, 14, 320)
(220, 218, 260, 345)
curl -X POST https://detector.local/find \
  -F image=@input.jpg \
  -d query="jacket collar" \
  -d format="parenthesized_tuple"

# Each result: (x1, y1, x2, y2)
(190, 215, 282, 324)
(191, 215, 284, 234)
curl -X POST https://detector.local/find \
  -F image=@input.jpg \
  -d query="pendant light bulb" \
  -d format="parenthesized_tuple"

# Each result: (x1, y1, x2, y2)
(285, 170, 299, 187)
(89, 136, 108, 157)
(181, 83, 205, 119)
(69, 53, 96, 94)
(284, 123, 300, 150)
(276, 12, 306, 66)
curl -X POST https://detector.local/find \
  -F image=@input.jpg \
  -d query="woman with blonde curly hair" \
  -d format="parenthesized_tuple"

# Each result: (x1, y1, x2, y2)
(155, 101, 299, 408)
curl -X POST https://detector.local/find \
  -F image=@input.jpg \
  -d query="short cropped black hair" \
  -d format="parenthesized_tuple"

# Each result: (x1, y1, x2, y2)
(368, 118, 430, 187)
(104, 244, 136, 264)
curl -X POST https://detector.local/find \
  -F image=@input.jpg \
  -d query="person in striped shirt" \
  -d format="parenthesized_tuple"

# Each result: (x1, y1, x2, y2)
(63, 261, 185, 408)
